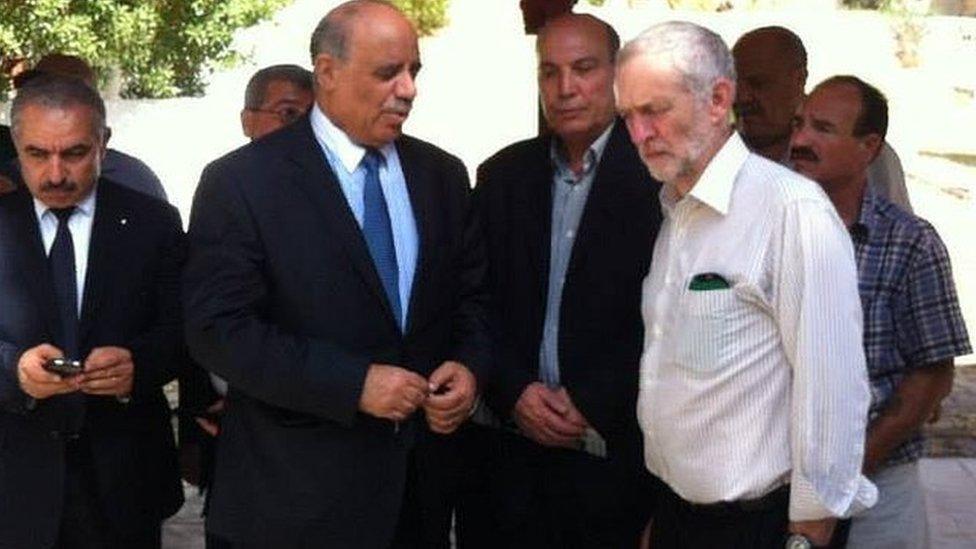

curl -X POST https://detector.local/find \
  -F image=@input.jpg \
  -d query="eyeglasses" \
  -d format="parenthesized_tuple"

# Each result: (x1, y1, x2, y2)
(247, 105, 306, 125)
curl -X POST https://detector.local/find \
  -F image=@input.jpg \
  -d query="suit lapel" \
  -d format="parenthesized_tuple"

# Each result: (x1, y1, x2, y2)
(567, 121, 630, 277)
(79, 180, 122, 343)
(2, 189, 60, 342)
(527, 137, 554, 305)
(395, 137, 431, 336)
(284, 119, 400, 331)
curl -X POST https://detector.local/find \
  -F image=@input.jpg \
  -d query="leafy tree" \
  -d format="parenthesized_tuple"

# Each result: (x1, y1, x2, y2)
(393, 0, 451, 36)
(0, 0, 289, 98)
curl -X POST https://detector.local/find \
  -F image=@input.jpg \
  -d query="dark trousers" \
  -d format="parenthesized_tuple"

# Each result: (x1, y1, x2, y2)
(392, 424, 491, 549)
(496, 435, 654, 549)
(393, 424, 656, 549)
(55, 438, 161, 549)
(651, 482, 848, 549)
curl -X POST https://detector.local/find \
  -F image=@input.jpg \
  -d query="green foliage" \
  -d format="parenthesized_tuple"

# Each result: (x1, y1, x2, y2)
(0, 0, 290, 98)
(392, 0, 450, 36)
(840, 0, 885, 8)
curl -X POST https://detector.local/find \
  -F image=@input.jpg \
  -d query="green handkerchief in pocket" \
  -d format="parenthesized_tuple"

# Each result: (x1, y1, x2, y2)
(688, 272, 730, 291)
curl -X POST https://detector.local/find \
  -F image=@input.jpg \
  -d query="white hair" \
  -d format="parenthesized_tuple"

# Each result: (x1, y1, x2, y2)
(618, 20, 735, 104)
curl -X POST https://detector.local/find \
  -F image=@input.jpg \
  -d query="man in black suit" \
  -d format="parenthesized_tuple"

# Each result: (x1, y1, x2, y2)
(182, 1, 489, 547)
(474, 13, 663, 548)
(0, 75, 184, 548)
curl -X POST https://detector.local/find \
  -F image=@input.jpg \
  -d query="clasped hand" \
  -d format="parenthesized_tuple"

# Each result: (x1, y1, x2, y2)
(358, 360, 476, 434)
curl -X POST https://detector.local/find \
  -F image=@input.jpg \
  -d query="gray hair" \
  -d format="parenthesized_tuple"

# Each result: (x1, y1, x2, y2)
(244, 64, 313, 109)
(309, 0, 396, 62)
(618, 20, 736, 104)
(11, 74, 107, 142)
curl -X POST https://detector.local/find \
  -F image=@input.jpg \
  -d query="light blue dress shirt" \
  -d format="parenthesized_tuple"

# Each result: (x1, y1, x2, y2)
(538, 124, 613, 387)
(309, 106, 418, 331)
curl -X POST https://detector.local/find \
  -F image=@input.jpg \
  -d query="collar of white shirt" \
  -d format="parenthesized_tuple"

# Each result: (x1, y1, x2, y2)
(309, 104, 396, 173)
(33, 184, 98, 223)
(682, 132, 750, 217)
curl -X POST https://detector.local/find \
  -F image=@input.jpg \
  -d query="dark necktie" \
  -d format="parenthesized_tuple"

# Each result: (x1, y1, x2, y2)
(361, 149, 402, 328)
(49, 207, 79, 358)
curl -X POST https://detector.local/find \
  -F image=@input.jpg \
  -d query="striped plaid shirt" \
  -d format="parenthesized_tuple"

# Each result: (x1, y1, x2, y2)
(851, 191, 972, 467)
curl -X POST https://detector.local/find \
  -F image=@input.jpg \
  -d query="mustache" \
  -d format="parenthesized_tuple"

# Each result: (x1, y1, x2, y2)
(39, 180, 79, 193)
(383, 99, 412, 116)
(733, 102, 761, 118)
(790, 146, 819, 162)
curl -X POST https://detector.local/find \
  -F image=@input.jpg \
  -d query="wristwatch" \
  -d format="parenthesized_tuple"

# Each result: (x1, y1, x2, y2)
(785, 534, 812, 549)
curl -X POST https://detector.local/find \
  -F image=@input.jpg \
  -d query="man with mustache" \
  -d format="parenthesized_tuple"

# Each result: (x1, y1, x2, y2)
(616, 21, 877, 548)
(473, 13, 662, 547)
(732, 26, 912, 211)
(183, 1, 489, 547)
(0, 74, 184, 548)
(790, 76, 970, 549)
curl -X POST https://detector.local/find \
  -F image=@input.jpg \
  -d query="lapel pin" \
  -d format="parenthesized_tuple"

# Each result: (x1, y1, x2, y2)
(120, 217, 128, 225)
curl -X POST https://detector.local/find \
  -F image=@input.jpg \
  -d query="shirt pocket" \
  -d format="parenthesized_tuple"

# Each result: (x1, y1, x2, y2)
(672, 288, 746, 373)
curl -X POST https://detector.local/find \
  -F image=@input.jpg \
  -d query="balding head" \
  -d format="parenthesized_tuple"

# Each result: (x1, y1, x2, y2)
(732, 26, 808, 160)
(311, 0, 419, 147)
(535, 14, 619, 154)
(309, 0, 400, 62)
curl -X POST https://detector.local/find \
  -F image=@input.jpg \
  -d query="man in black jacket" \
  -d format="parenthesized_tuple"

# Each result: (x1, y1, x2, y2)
(182, 1, 489, 547)
(473, 13, 662, 547)
(0, 74, 183, 548)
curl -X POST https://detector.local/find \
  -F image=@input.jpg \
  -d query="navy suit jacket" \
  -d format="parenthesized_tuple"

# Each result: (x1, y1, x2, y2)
(475, 119, 662, 473)
(183, 115, 489, 548)
(0, 181, 185, 548)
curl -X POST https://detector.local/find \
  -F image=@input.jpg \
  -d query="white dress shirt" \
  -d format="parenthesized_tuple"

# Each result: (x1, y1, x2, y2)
(638, 133, 877, 521)
(33, 188, 97, 316)
(309, 105, 418, 332)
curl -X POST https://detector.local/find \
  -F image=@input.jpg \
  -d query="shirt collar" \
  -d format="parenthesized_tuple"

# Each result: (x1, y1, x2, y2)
(310, 103, 396, 173)
(851, 187, 883, 240)
(549, 123, 614, 182)
(33, 183, 98, 221)
(685, 132, 750, 216)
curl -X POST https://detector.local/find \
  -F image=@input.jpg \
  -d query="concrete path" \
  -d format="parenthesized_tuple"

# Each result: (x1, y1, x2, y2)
(161, 458, 976, 548)
(920, 459, 976, 548)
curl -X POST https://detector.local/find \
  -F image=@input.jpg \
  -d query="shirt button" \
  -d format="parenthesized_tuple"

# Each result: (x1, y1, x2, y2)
(653, 325, 663, 338)
(566, 230, 574, 238)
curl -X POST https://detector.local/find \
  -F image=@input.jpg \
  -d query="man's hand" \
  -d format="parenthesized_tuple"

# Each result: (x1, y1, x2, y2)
(17, 343, 81, 399)
(513, 382, 587, 448)
(80, 346, 134, 397)
(789, 518, 837, 547)
(195, 398, 225, 437)
(358, 364, 428, 421)
(423, 360, 477, 434)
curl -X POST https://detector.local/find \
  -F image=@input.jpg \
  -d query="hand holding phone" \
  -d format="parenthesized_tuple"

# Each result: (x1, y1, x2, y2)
(17, 344, 82, 400)
(43, 357, 84, 377)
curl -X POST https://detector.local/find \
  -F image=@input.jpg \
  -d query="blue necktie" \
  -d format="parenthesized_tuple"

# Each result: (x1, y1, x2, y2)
(361, 149, 402, 328)
(49, 207, 78, 358)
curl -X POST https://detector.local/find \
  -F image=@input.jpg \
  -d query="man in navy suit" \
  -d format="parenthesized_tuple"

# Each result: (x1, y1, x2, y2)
(182, 1, 489, 547)
(0, 75, 184, 548)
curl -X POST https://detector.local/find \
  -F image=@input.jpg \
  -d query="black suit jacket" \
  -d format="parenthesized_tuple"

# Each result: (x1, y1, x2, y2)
(183, 116, 489, 548)
(475, 120, 662, 471)
(0, 181, 185, 548)
(0, 125, 14, 165)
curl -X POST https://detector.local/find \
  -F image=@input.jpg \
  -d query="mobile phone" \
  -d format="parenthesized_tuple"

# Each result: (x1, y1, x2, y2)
(43, 358, 83, 377)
